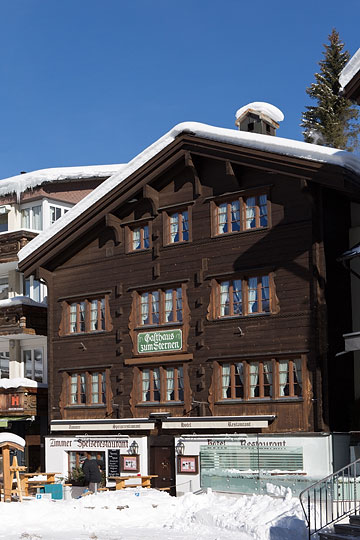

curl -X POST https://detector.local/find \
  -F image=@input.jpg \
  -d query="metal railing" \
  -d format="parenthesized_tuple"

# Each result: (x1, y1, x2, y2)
(300, 457, 360, 538)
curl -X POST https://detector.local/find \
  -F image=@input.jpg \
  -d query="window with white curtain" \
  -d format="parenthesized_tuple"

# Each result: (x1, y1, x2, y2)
(214, 193, 268, 235)
(138, 287, 183, 326)
(69, 371, 106, 405)
(23, 348, 44, 382)
(168, 211, 189, 243)
(131, 225, 150, 251)
(141, 366, 184, 402)
(219, 358, 303, 401)
(216, 276, 270, 318)
(21, 205, 43, 230)
(0, 351, 10, 378)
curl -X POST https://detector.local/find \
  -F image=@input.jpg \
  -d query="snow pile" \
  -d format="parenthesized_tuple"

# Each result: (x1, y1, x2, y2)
(0, 163, 126, 200)
(0, 488, 307, 540)
(0, 432, 25, 447)
(0, 377, 41, 389)
(339, 48, 360, 90)
(18, 121, 360, 265)
(235, 102, 285, 123)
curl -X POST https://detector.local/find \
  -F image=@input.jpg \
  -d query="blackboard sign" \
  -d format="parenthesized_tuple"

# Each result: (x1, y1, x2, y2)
(108, 450, 120, 476)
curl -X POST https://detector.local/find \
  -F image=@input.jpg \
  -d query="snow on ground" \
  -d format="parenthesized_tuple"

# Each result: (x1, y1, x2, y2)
(0, 488, 307, 540)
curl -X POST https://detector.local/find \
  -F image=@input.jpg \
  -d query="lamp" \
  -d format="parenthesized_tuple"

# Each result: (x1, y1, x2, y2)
(175, 440, 185, 455)
(129, 440, 139, 455)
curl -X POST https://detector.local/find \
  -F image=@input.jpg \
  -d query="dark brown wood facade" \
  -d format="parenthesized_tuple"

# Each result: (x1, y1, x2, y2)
(19, 134, 360, 435)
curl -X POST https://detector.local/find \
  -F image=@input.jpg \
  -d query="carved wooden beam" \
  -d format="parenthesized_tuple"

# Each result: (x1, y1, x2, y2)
(185, 151, 202, 198)
(225, 160, 241, 186)
(105, 213, 122, 245)
(142, 185, 159, 216)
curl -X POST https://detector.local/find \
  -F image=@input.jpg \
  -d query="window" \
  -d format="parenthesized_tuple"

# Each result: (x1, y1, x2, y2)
(0, 352, 9, 379)
(21, 205, 43, 231)
(167, 211, 189, 244)
(65, 297, 108, 334)
(0, 213, 8, 233)
(214, 193, 268, 235)
(131, 224, 150, 251)
(138, 288, 183, 326)
(215, 276, 270, 318)
(68, 451, 104, 475)
(24, 275, 47, 303)
(141, 366, 184, 403)
(69, 371, 106, 405)
(50, 204, 69, 225)
(219, 358, 302, 401)
(23, 349, 43, 382)
(0, 278, 9, 300)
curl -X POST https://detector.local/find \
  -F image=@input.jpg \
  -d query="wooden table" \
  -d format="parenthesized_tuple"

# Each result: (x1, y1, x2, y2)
(108, 475, 158, 490)
(20, 473, 61, 496)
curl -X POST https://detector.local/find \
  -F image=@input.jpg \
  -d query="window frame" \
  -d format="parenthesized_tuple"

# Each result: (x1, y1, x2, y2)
(217, 356, 303, 402)
(20, 202, 43, 231)
(126, 221, 151, 252)
(67, 370, 107, 407)
(211, 190, 270, 237)
(60, 294, 112, 336)
(139, 365, 184, 404)
(137, 286, 184, 327)
(212, 274, 273, 319)
(163, 205, 192, 246)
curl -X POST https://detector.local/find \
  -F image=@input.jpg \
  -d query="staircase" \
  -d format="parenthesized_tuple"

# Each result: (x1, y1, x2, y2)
(300, 457, 360, 539)
(319, 514, 360, 539)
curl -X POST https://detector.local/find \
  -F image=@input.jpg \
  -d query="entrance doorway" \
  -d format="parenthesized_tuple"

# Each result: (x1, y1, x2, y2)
(150, 445, 175, 495)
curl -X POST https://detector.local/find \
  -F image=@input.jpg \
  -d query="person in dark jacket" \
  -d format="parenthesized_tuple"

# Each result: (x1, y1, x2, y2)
(82, 453, 102, 494)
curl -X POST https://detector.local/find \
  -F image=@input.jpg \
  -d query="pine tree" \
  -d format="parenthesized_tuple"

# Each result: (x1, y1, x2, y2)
(301, 29, 360, 151)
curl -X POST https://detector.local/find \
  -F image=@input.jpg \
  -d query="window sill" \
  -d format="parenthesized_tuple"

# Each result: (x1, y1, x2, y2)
(63, 330, 110, 337)
(135, 322, 184, 330)
(212, 313, 271, 321)
(163, 241, 190, 248)
(64, 404, 107, 409)
(127, 248, 151, 255)
(211, 227, 268, 240)
(136, 401, 184, 407)
(215, 398, 303, 404)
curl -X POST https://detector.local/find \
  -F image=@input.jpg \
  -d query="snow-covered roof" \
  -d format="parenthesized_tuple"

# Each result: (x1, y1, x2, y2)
(0, 296, 46, 308)
(0, 377, 42, 389)
(0, 163, 126, 200)
(235, 102, 284, 123)
(18, 121, 360, 263)
(0, 432, 25, 447)
(339, 48, 360, 90)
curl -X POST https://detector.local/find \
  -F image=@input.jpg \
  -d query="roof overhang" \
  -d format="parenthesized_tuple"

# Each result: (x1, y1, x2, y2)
(50, 418, 156, 432)
(18, 125, 360, 277)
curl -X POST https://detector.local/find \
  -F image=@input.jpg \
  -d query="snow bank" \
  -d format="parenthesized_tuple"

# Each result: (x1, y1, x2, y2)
(0, 488, 307, 540)
(235, 102, 285, 123)
(0, 163, 126, 200)
(0, 433, 25, 447)
(18, 121, 360, 264)
(340, 48, 360, 90)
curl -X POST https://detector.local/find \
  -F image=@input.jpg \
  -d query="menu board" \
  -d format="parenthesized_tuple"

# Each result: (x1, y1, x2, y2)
(107, 449, 120, 477)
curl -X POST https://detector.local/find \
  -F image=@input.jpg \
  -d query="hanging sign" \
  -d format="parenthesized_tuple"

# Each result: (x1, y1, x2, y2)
(137, 329, 182, 354)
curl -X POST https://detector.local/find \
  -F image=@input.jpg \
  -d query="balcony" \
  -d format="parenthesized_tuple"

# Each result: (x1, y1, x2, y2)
(0, 230, 37, 263)
(0, 298, 47, 336)
(0, 384, 47, 421)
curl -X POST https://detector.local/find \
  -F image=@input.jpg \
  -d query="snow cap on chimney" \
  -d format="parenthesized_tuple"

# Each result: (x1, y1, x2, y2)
(235, 102, 284, 136)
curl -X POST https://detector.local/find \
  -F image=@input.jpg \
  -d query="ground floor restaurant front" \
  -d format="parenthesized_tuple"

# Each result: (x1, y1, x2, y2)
(46, 417, 353, 497)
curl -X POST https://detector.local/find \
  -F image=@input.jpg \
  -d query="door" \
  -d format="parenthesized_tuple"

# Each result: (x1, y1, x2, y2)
(150, 445, 175, 495)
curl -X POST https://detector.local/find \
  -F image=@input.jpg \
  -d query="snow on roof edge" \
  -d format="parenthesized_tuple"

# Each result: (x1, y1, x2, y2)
(0, 163, 126, 199)
(18, 121, 360, 264)
(340, 48, 360, 90)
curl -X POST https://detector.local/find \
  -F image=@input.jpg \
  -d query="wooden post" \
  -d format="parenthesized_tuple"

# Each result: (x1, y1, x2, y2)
(2, 446, 11, 502)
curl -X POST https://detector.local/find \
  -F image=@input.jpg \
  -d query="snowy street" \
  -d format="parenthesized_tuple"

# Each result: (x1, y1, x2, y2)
(0, 488, 307, 540)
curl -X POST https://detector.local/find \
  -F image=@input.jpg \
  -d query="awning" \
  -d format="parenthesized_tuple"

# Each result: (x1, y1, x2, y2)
(0, 416, 29, 428)
(162, 415, 276, 430)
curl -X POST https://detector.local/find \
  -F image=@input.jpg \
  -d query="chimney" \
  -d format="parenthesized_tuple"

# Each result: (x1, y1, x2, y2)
(235, 102, 284, 136)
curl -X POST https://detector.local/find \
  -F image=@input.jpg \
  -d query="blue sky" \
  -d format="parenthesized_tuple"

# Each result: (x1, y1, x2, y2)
(0, 0, 358, 179)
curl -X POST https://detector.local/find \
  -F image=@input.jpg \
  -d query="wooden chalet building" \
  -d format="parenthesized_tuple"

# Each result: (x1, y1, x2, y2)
(0, 164, 124, 470)
(18, 104, 360, 494)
